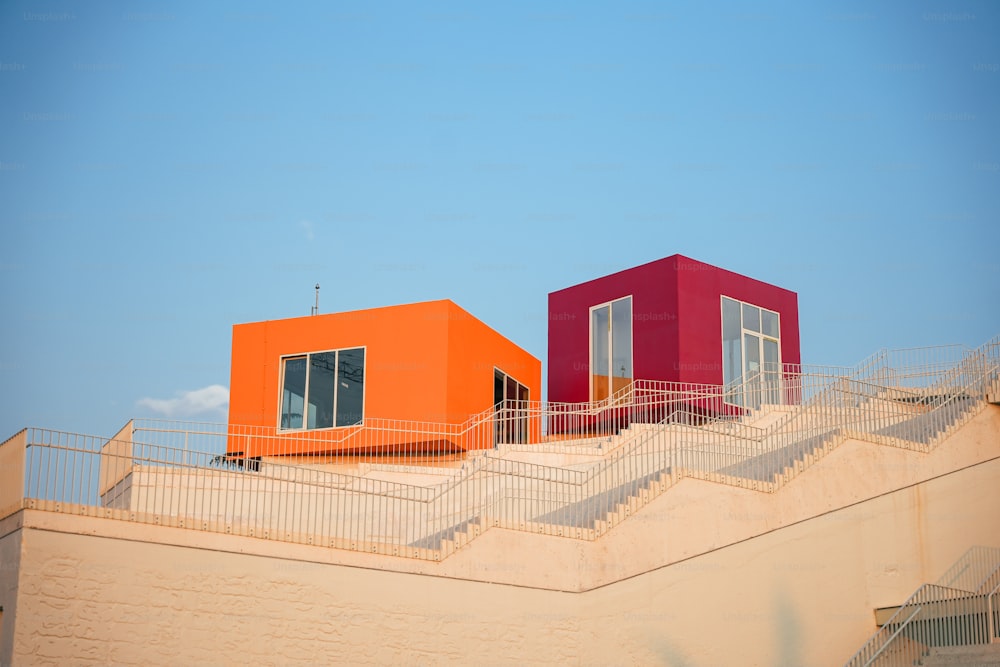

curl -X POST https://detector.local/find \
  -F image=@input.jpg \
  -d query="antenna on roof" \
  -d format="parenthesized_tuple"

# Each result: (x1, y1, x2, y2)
(311, 283, 320, 316)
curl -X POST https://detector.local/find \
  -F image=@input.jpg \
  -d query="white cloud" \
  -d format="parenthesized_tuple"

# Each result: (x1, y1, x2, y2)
(136, 385, 229, 419)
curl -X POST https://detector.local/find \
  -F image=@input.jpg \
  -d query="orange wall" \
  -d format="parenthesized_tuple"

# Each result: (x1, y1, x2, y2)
(445, 301, 541, 421)
(227, 300, 540, 456)
(229, 300, 450, 427)
(445, 302, 543, 445)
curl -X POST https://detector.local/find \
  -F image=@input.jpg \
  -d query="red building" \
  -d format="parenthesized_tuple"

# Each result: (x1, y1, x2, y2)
(548, 254, 800, 416)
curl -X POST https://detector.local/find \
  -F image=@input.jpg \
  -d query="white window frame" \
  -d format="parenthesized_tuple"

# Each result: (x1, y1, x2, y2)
(277, 346, 367, 431)
(588, 295, 634, 402)
(720, 296, 781, 407)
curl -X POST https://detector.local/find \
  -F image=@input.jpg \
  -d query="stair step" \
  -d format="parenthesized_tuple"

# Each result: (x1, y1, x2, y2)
(918, 644, 1000, 666)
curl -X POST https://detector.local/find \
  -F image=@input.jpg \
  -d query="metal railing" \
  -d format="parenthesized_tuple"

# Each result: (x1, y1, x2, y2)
(844, 550, 1000, 667)
(1, 337, 997, 561)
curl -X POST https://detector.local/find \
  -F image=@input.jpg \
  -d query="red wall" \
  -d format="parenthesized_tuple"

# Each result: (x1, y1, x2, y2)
(674, 255, 800, 385)
(547, 254, 800, 401)
(548, 258, 680, 404)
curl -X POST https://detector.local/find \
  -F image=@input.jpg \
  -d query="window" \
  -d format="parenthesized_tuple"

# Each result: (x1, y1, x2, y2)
(590, 296, 633, 402)
(494, 368, 529, 445)
(279, 347, 365, 429)
(721, 297, 780, 408)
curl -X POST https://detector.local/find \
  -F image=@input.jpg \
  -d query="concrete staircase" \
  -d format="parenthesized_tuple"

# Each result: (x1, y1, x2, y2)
(414, 517, 483, 556)
(847, 545, 1000, 667)
(918, 644, 1000, 666)
(530, 468, 674, 533)
(403, 367, 994, 559)
(288, 338, 1000, 562)
(988, 375, 1000, 405)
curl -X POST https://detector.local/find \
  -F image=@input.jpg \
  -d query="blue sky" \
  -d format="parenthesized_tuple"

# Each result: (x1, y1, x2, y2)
(1, 1, 998, 437)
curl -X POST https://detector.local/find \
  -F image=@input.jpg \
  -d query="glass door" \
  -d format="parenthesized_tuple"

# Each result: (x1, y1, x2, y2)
(721, 296, 781, 409)
(494, 368, 529, 445)
(762, 338, 781, 405)
(744, 332, 761, 409)
(590, 296, 633, 402)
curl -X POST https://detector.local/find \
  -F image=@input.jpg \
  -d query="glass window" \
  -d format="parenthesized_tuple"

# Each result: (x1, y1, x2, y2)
(763, 338, 780, 404)
(591, 304, 610, 401)
(591, 305, 609, 377)
(761, 310, 779, 338)
(493, 369, 504, 407)
(722, 298, 742, 386)
(336, 348, 365, 427)
(744, 333, 761, 376)
(742, 303, 761, 333)
(611, 298, 633, 380)
(591, 296, 633, 402)
(308, 352, 337, 429)
(279, 348, 365, 430)
(494, 368, 529, 445)
(721, 296, 782, 408)
(280, 357, 307, 429)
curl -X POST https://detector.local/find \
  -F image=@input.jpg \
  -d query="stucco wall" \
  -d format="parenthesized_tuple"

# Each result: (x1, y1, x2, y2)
(5, 450, 999, 666)
(0, 515, 21, 667)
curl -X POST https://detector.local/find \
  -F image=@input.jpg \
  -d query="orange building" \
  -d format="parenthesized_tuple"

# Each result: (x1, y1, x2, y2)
(226, 299, 541, 458)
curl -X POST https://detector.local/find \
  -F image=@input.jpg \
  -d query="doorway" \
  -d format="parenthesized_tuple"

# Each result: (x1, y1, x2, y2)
(590, 296, 633, 402)
(494, 368, 529, 445)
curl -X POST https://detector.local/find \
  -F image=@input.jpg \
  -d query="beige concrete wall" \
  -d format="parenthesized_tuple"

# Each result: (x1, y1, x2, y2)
(5, 453, 1000, 666)
(0, 514, 22, 667)
(98, 420, 134, 499)
(0, 430, 26, 519)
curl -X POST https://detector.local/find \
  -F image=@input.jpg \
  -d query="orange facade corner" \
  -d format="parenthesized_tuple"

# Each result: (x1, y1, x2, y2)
(226, 299, 540, 458)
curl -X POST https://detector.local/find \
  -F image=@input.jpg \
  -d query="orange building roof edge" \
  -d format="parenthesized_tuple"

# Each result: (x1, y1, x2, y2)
(232, 298, 456, 328)
(232, 299, 540, 364)
(442, 300, 542, 364)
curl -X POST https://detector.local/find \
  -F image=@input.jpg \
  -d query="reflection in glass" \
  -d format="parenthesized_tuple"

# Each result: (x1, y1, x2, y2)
(611, 297, 633, 381)
(722, 298, 742, 387)
(591, 305, 610, 401)
(763, 338, 780, 405)
(761, 310, 779, 338)
(493, 368, 529, 445)
(336, 348, 365, 426)
(493, 369, 504, 407)
(308, 352, 337, 429)
(742, 303, 761, 333)
(516, 382, 529, 443)
(280, 348, 365, 429)
(281, 357, 307, 429)
(745, 332, 762, 409)
(744, 333, 761, 375)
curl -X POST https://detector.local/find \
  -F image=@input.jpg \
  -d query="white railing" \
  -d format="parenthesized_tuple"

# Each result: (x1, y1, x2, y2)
(1, 337, 997, 561)
(844, 549, 1000, 667)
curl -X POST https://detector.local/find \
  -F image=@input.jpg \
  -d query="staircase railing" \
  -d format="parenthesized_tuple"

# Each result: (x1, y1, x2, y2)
(422, 347, 995, 545)
(844, 554, 1000, 667)
(2, 337, 997, 561)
